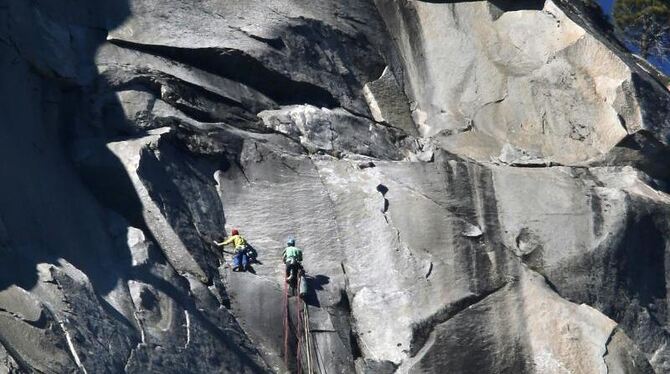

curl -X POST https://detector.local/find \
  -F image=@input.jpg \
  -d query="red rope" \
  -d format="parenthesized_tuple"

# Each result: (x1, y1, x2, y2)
(296, 276, 303, 374)
(283, 278, 289, 370)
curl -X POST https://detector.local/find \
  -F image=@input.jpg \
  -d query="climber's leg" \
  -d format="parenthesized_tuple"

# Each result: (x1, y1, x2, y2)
(285, 262, 295, 281)
(232, 252, 242, 271)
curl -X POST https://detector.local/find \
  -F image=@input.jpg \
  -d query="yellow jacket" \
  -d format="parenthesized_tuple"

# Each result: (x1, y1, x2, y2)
(221, 235, 247, 250)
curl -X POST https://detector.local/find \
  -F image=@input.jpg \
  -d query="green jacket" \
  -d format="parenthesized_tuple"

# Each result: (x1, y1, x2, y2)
(282, 246, 303, 263)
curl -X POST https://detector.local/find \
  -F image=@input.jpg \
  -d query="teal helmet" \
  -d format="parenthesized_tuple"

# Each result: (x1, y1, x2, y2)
(287, 238, 296, 246)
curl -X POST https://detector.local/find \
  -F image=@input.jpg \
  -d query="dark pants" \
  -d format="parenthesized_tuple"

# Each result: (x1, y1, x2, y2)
(233, 251, 248, 270)
(285, 260, 303, 278)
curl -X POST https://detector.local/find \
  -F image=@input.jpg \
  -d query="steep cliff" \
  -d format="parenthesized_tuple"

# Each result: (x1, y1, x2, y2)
(0, 0, 669, 373)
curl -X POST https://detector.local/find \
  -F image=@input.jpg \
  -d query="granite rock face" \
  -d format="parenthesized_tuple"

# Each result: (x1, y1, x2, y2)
(1, 0, 669, 373)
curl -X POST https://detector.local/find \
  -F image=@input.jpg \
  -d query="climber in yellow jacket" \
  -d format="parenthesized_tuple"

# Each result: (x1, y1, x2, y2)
(214, 228, 249, 271)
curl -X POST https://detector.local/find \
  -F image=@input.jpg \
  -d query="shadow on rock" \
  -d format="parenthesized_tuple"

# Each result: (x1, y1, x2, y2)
(130, 268, 267, 372)
(0, 0, 135, 297)
(302, 274, 330, 307)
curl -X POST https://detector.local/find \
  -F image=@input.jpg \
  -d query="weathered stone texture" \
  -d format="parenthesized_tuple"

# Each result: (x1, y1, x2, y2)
(0, 0, 669, 372)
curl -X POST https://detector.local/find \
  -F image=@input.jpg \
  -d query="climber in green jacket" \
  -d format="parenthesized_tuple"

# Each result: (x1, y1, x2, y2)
(282, 238, 303, 281)
(214, 228, 249, 271)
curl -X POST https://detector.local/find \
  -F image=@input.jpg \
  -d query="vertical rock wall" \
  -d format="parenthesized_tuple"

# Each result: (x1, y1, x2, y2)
(0, 0, 669, 373)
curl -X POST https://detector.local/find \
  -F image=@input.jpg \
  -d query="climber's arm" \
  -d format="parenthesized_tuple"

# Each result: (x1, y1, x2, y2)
(213, 236, 234, 246)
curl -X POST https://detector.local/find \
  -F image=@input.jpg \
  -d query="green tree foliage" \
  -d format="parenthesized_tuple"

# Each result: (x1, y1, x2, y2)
(613, 0, 670, 60)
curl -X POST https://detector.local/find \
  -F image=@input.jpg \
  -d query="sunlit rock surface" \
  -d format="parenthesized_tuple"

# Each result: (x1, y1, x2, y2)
(0, 0, 669, 372)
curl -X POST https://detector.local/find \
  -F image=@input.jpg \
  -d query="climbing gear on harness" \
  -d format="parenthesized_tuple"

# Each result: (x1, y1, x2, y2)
(285, 260, 304, 285)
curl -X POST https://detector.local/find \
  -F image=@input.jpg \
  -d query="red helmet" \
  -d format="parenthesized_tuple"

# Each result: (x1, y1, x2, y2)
(231, 228, 239, 236)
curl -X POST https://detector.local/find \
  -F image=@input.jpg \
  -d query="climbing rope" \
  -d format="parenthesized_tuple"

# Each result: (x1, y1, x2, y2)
(283, 274, 319, 374)
(303, 302, 313, 374)
(311, 325, 328, 374)
(283, 278, 289, 370)
(296, 276, 303, 374)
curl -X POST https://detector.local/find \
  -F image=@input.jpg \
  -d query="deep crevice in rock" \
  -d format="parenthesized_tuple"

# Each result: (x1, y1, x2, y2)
(600, 130, 670, 184)
(408, 282, 510, 357)
(108, 40, 339, 109)
(488, 0, 545, 13)
(0, 308, 48, 329)
(602, 327, 616, 374)
(102, 68, 264, 131)
(229, 26, 286, 50)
